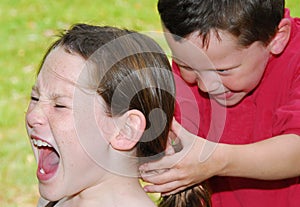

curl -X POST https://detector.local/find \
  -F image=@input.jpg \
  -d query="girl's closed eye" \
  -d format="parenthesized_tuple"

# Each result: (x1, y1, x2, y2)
(31, 96, 39, 102)
(52, 94, 72, 109)
(53, 99, 72, 109)
(54, 100, 70, 109)
(55, 104, 67, 108)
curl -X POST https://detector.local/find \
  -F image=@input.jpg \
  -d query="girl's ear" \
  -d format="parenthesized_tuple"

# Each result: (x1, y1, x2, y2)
(110, 110, 146, 151)
(268, 18, 291, 55)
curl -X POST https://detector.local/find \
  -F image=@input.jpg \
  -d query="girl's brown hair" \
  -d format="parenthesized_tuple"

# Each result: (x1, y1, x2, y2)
(159, 183, 211, 207)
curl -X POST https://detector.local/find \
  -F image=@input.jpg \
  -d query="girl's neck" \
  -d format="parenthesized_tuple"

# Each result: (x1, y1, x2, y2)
(56, 176, 155, 207)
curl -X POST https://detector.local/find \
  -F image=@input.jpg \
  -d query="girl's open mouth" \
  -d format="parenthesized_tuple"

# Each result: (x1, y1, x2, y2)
(31, 138, 60, 181)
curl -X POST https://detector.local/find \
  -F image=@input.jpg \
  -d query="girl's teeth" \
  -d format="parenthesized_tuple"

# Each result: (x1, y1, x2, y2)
(32, 139, 51, 147)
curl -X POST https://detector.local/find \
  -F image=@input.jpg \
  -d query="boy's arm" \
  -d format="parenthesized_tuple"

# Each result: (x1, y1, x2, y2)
(221, 133, 300, 179)
(140, 120, 300, 195)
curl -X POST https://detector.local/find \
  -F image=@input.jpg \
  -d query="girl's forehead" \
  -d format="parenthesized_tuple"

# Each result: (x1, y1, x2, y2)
(34, 47, 88, 96)
(42, 46, 87, 81)
(36, 47, 103, 103)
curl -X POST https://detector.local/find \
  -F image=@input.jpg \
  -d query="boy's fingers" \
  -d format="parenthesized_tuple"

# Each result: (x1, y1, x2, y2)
(140, 168, 173, 184)
(171, 119, 197, 147)
(161, 185, 190, 196)
(144, 179, 190, 195)
(139, 160, 166, 174)
(139, 150, 181, 172)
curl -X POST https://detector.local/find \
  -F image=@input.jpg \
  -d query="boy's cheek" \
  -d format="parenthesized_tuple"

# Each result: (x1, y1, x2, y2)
(180, 70, 197, 84)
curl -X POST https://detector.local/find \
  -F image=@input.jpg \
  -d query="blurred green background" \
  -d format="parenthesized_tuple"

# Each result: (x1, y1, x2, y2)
(0, 1, 299, 206)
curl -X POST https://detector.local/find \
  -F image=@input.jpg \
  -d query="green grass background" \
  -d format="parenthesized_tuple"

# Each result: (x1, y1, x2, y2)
(0, 1, 299, 206)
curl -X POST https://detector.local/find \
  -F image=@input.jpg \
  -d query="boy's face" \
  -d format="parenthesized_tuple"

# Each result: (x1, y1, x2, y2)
(164, 28, 271, 106)
(25, 46, 118, 201)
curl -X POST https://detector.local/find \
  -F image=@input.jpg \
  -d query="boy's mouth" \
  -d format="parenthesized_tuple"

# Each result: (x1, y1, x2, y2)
(31, 138, 60, 181)
(211, 91, 233, 99)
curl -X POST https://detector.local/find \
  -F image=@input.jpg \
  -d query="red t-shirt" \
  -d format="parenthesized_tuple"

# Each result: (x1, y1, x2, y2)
(173, 10, 300, 207)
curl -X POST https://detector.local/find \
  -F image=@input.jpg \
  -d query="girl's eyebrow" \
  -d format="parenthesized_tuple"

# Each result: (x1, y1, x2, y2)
(31, 85, 38, 92)
(31, 85, 72, 99)
(50, 93, 72, 100)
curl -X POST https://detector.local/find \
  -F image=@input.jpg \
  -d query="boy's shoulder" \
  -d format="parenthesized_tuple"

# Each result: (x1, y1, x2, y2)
(285, 10, 300, 50)
(276, 12, 300, 63)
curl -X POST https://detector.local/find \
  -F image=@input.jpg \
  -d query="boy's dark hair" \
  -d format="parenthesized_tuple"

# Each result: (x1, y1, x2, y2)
(158, 0, 285, 47)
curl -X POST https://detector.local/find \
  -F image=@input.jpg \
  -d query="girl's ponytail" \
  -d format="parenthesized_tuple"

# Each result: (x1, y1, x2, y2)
(158, 183, 211, 207)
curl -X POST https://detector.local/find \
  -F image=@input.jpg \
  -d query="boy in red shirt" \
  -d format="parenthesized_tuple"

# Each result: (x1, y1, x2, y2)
(140, 0, 300, 206)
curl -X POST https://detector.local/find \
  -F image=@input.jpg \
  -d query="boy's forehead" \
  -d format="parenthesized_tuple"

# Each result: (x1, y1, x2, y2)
(166, 29, 243, 69)
(165, 31, 214, 69)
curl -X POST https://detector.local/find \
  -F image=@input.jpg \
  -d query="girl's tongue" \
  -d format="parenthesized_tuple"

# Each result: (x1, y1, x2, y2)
(37, 147, 59, 180)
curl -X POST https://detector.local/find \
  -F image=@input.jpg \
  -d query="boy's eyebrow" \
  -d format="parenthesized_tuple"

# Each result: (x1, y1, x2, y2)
(213, 64, 241, 71)
(174, 58, 241, 71)
(177, 63, 193, 69)
(173, 57, 186, 65)
(173, 58, 191, 69)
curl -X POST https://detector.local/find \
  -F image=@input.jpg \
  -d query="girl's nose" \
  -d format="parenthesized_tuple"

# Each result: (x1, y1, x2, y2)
(26, 103, 48, 129)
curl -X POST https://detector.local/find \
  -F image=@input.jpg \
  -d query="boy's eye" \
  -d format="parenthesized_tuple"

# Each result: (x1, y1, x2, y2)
(216, 69, 230, 74)
(217, 70, 226, 73)
(180, 66, 194, 71)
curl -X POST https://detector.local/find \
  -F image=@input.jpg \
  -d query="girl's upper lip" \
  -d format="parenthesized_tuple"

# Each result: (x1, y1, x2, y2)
(31, 134, 49, 144)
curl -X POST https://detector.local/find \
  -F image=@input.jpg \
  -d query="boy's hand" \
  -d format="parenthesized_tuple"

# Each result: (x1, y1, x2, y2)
(139, 119, 222, 195)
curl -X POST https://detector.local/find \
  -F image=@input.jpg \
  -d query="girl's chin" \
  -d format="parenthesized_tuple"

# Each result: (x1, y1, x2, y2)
(39, 182, 65, 202)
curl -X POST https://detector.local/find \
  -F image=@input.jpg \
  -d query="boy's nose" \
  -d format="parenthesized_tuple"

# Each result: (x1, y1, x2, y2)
(197, 73, 223, 94)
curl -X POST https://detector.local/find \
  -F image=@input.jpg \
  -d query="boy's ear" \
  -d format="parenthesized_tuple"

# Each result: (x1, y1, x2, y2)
(268, 18, 291, 55)
(110, 110, 146, 151)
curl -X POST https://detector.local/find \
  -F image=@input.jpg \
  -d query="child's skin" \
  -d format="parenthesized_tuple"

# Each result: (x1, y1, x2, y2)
(25, 24, 176, 207)
(26, 46, 155, 207)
